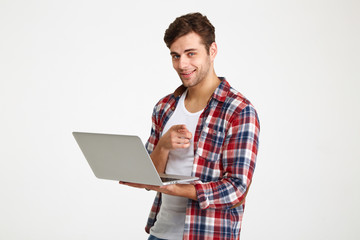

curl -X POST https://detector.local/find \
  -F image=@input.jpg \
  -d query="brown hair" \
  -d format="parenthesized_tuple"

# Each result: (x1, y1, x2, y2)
(164, 12, 215, 53)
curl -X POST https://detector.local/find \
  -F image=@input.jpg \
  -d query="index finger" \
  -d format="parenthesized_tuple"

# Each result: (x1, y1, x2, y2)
(172, 124, 188, 131)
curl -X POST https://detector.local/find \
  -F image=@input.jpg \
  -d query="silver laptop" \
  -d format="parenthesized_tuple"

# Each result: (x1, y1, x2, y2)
(72, 132, 198, 186)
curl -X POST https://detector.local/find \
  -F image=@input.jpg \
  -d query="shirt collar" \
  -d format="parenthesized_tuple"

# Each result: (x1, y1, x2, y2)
(212, 77, 229, 103)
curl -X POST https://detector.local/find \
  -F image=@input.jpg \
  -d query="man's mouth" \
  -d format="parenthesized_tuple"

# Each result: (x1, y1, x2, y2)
(180, 70, 196, 78)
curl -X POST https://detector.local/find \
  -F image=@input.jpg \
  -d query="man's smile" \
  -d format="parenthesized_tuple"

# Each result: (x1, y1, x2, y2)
(180, 69, 196, 78)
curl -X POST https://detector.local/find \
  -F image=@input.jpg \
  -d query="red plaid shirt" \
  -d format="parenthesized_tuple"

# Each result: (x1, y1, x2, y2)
(145, 78, 260, 240)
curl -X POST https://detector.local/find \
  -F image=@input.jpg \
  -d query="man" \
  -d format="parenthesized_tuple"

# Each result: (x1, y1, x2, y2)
(121, 12, 260, 240)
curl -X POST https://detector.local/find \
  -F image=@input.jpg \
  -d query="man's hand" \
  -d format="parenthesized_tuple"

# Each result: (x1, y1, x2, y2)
(158, 124, 192, 151)
(150, 124, 192, 173)
(119, 181, 198, 201)
(119, 181, 176, 194)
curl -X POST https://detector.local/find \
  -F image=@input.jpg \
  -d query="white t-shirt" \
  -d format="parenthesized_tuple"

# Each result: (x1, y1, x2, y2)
(150, 90, 203, 240)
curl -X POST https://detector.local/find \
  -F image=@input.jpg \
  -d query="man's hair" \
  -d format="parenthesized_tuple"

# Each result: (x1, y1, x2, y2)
(164, 12, 215, 53)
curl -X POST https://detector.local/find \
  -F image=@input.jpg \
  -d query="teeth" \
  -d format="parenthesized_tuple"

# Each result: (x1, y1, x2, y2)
(182, 70, 195, 75)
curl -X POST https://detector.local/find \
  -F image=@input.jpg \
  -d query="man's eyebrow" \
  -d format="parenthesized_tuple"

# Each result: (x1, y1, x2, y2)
(184, 48, 197, 53)
(170, 48, 198, 55)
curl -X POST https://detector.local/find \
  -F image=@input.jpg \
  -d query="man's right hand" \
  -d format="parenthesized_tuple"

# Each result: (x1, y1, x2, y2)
(150, 124, 192, 173)
(158, 124, 192, 151)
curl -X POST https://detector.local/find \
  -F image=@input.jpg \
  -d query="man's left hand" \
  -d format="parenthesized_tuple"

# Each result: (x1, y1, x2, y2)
(119, 181, 178, 195)
(119, 181, 197, 201)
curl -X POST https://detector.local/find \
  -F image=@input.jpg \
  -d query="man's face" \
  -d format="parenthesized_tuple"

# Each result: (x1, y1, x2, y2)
(169, 32, 215, 88)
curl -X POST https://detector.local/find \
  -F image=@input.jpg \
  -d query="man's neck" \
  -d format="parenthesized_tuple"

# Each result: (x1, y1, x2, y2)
(184, 70, 220, 113)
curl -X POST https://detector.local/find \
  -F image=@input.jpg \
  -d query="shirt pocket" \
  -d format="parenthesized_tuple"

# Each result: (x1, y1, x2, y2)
(197, 126, 226, 162)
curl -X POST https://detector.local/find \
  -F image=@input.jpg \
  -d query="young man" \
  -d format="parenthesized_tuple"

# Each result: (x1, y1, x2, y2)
(121, 12, 260, 240)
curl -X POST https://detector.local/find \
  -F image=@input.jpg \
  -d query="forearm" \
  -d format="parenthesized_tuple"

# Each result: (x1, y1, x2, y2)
(120, 182, 198, 201)
(173, 184, 198, 201)
(149, 125, 192, 173)
(150, 145, 169, 173)
(194, 177, 250, 209)
(174, 181, 245, 207)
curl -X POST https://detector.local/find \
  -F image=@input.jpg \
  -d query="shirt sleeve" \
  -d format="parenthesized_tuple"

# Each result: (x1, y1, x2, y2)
(145, 104, 160, 155)
(194, 104, 260, 209)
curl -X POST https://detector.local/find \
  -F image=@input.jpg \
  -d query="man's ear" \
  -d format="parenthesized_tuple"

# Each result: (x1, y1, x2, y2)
(209, 42, 217, 61)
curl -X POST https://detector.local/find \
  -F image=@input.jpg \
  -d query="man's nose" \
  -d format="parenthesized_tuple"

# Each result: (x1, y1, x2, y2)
(178, 56, 189, 69)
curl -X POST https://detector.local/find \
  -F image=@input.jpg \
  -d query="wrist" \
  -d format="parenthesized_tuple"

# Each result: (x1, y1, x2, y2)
(155, 140, 170, 155)
(176, 184, 197, 201)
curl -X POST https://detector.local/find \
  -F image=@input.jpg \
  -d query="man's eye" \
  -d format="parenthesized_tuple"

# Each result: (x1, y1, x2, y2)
(172, 55, 180, 60)
(188, 52, 195, 57)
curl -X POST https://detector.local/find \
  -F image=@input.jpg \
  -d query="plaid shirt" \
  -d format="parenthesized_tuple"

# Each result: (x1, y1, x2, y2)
(145, 78, 260, 240)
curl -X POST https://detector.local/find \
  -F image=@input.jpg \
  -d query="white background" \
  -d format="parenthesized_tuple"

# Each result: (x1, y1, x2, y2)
(1, 0, 359, 239)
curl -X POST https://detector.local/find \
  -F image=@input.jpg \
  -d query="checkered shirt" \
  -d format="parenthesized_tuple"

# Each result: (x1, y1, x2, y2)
(145, 78, 260, 240)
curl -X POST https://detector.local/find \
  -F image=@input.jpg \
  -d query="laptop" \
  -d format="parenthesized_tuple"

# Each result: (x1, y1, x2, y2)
(72, 132, 199, 186)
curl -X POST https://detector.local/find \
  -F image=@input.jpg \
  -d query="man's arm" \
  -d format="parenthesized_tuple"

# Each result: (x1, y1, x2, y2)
(150, 124, 192, 173)
(194, 105, 260, 209)
(120, 181, 197, 201)
(121, 105, 258, 210)
(120, 123, 195, 197)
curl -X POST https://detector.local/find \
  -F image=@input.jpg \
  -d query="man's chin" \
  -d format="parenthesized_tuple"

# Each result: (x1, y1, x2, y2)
(182, 81, 200, 89)
(180, 80, 193, 88)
